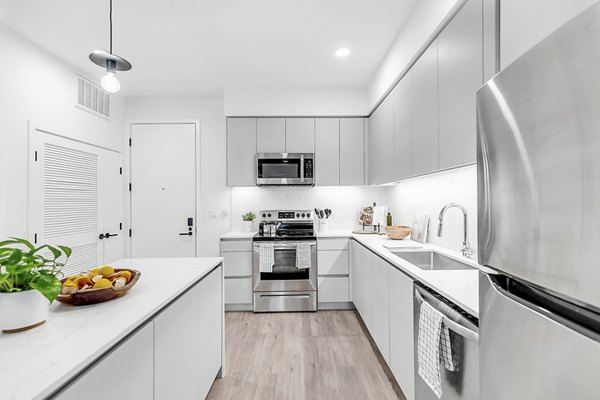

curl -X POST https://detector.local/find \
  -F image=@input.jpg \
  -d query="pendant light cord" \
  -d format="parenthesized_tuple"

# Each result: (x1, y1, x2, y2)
(109, 0, 113, 53)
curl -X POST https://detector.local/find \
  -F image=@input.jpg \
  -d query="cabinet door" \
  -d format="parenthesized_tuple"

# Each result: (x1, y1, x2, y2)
(438, 0, 483, 169)
(222, 251, 252, 277)
(500, 0, 596, 69)
(411, 42, 439, 175)
(361, 246, 374, 332)
(368, 110, 380, 185)
(155, 283, 200, 399)
(315, 118, 340, 186)
(340, 118, 365, 185)
(317, 250, 349, 275)
(257, 118, 285, 153)
(318, 276, 350, 302)
(286, 118, 315, 153)
(372, 256, 390, 363)
(350, 241, 363, 313)
(197, 267, 223, 399)
(225, 277, 253, 304)
(389, 268, 415, 400)
(227, 118, 256, 186)
(393, 72, 412, 180)
(378, 95, 395, 184)
(56, 323, 154, 400)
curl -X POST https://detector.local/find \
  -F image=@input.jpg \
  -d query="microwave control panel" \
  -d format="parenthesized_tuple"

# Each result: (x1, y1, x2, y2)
(304, 159, 313, 178)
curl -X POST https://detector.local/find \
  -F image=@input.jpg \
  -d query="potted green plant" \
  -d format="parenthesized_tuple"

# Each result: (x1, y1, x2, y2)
(0, 238, 71, 333)
(241, 212, 256, 232)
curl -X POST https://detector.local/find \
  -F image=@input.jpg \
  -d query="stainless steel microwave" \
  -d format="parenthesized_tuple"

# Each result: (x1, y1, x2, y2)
(256, 153, 314, 186)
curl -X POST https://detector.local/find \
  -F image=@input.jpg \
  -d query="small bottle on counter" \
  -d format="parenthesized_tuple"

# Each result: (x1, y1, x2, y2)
(386, 212, 393, 226)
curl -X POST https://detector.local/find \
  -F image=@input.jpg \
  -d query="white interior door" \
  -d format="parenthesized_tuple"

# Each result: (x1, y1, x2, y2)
(28, 128, 124, 276)
(130, 123, 197, 258)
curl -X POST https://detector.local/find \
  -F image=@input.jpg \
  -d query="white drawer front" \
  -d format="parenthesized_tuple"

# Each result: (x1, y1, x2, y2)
(222, 251, 252, 277)
(221, 239, 252, 252)
(317, 238, 349, 251)
(318, 276, 350, 302)
(317, 250, 349, 275)
(224, 278, 253, 304)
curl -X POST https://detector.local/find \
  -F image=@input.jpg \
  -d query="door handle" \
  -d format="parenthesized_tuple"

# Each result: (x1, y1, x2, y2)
(179, 232, 193, 236)
(99, 233, 105, 240)
(105, 233, 118, 238)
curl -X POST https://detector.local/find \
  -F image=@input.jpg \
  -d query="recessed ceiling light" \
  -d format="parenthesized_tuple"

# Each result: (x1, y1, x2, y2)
(335, 48, 350, 57)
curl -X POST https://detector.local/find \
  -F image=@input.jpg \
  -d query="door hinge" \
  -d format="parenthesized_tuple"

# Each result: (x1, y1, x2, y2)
(129, 229, 132, 237)
(119, 222, 122, 230)
(129, 183, 132, 191)
(34, 151, 38, 162)
(34, 233, 38, 244)
(129, 138, 132, 147)
(119, 167, 122, 175)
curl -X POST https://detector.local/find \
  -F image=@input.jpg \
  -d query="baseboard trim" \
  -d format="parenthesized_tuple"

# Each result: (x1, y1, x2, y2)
(318, 302, 355, 310)
(225, 303, 253, 312)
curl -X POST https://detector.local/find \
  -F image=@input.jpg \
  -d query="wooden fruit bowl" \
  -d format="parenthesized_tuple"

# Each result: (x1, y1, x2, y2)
(56, 269, 141, 306)
(384, 225, 411, 240)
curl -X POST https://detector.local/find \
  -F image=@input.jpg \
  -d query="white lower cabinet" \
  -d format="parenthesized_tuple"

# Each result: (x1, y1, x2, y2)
(372, 255, 390, 363)
(56, 266, 223, 400)
(224, 278, 253, 304)
(351, 241, 415, 400)
(56, 323, 154, 400)
(389, 266, 415, 400)
(318, 276, 349, 302)
(221, 239, 253, 309)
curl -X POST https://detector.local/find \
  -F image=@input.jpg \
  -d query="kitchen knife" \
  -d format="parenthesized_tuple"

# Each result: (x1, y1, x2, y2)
(325, 209, 331, 219)
(314, 208, 321, 219)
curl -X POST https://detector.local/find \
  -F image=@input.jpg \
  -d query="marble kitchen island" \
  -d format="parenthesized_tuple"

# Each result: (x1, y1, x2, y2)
(0, 257, 224, 400)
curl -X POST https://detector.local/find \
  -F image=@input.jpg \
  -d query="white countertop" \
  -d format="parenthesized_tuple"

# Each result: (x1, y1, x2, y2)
(0, 257, 223, 400)
(221, 230, 257, 239)
(352, 234, 481, 317)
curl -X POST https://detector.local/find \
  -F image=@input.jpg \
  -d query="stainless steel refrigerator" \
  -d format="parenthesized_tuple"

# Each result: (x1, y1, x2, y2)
(477, 3, 600, 399)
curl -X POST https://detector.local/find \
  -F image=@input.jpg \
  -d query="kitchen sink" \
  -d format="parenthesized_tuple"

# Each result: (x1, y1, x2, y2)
(392, 251, 474, 271)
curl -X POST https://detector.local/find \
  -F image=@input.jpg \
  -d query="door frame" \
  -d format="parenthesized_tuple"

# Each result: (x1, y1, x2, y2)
(124, 119, 201, 258)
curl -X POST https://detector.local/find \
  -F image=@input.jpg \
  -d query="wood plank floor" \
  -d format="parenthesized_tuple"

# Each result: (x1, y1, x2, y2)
(207, 310, 405, 400)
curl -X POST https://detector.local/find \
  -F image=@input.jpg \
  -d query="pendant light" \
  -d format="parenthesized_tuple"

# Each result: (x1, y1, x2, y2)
(89, 0, 131, 93)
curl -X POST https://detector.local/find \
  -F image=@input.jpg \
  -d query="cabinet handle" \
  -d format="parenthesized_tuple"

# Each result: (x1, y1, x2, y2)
(179, 232, 193, 236)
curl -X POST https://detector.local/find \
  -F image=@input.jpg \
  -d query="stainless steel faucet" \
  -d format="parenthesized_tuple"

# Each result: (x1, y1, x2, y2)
(437, 203, 474, 259)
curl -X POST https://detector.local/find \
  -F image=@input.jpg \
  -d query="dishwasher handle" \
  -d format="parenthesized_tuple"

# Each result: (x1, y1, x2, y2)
(415, 288, 479, 344)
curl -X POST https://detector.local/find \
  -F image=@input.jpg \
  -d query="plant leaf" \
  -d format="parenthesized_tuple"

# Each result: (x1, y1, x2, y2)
(8, 237, 35, 250)
(30, 274, 61, 302)
(58, 245, 72, 258)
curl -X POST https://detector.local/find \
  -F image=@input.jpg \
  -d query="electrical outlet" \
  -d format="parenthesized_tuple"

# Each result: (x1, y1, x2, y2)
(208, 209, 218, 218)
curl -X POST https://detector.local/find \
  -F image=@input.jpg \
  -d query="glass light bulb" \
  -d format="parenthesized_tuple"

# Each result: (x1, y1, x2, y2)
(101, 72, 120, 93)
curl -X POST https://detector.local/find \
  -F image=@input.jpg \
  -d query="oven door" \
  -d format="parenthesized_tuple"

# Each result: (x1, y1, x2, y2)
(256, 153, 313, 186)
(252, 241, 317, 292)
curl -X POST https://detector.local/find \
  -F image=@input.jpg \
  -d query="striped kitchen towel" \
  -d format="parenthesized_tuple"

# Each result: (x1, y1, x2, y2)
(296, 242, 312, 269)
(259, 243, 274, 273)
(417, 300, 445, 399)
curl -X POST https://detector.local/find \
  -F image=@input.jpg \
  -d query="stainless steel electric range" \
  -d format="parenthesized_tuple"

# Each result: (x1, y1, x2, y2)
(252, 210, 317, 312)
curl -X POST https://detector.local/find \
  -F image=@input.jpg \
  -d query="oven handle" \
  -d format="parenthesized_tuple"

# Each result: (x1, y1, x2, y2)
(253, 242, 317, 250)
(260, 294, 311, 299)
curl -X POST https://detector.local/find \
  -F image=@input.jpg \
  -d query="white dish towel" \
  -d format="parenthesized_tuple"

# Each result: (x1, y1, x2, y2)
(296, 243, 312, 270)
(259, 243, 275, 273)
(417, 300, 456, 399)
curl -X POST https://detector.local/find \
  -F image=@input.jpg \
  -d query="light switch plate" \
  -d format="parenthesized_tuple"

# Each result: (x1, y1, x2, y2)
(208, 209, 218, 218)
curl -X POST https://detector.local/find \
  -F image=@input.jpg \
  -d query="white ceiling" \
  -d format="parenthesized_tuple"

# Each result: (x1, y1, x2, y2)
(0, 0, 418, 96)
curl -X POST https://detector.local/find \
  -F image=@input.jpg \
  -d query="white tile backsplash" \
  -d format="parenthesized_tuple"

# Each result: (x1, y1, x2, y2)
(230, 186, 387, 231)
(385, 165, 477, 253)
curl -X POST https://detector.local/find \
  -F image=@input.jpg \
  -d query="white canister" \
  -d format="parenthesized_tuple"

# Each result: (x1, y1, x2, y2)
(319, 219, 329, 232)
(0, 289, 50, 333)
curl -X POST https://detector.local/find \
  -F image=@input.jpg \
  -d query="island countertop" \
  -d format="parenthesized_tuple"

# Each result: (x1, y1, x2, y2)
(0, 257, 223, 400)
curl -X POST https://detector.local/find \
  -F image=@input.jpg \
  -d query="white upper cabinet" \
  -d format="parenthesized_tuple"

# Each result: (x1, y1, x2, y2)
(392, 71, 412, 180)
(315, 118, 340, 186)
(285, 118, 315, 153)
(257, 118, 285, 153)
(226, 118, 256, 187)
(411, 41, 439, 176)
(438, 0, 483, 169)
(340, 118, 365, 186)
(500, 0, 597, 69)
(369, 95, 394, 185)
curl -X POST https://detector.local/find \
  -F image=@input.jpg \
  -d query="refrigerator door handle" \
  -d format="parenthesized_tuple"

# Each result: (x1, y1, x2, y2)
(415, 288, 479, 343)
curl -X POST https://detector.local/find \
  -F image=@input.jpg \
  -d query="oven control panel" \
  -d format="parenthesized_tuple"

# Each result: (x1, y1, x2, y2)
(259, 210, 313, 222)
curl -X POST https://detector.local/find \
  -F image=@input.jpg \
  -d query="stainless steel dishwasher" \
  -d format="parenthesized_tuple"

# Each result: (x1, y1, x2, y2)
(414, 283, 479, 400)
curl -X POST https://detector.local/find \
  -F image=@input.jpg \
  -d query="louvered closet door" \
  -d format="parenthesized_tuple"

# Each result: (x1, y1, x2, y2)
(28, 129, 123, 276)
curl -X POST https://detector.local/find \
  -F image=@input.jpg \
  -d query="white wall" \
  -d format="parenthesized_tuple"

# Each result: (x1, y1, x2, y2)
(224, 86, 367, 116)
(0, 24, 125, 240)
(124, 97, 229, 257)
(230, 186, 387, 232)
(385, 165, 477, 253)
(366, 0, 464, 112)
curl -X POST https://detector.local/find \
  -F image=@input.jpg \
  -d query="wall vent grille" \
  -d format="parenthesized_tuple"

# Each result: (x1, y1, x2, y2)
(77, 76, 110, 118)
(62, 243, 98, 277)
